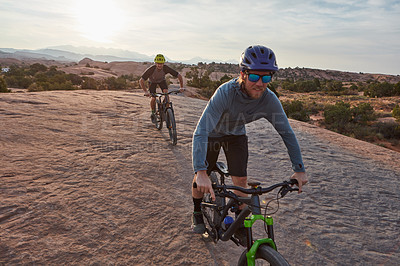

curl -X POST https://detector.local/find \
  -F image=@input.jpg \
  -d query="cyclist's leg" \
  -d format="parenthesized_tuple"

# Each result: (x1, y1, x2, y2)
(222, 135, 249, 202)
(159, 80, 169, 104)
(191, 138, 222, 233)
(222, 135, 249, 245)
(149, 82, 157, 112)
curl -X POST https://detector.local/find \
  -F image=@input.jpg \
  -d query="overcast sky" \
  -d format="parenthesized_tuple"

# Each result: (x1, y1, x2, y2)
(1, 0, 399, 75)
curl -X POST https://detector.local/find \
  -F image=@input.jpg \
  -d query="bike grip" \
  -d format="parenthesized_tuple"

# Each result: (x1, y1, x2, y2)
(193, 182, 197, 188)
(289, 178, 299, 185)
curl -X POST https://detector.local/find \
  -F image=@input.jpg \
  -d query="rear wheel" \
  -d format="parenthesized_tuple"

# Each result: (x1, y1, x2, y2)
(165, 108, 177, 145)
(201, 172, 223, 242)
(237, 244, 289, 266)
(155, 102, 163, 130)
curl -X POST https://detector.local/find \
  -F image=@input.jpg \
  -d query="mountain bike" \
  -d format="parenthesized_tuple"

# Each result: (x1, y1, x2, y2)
(194, 162, 299, 266)
(150, 90, 180, 145)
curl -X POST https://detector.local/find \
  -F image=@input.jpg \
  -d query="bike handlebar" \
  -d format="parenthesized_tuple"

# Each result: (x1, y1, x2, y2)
(150, 90, 181, 97)
(193, 179, 299, 198)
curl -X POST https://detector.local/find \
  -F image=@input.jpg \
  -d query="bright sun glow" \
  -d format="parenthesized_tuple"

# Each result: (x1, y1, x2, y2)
(75, 0, 125, 43)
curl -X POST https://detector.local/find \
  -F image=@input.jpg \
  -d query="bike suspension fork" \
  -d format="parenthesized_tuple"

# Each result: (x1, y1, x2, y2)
(245, 217, 253, 251)
(266, 216, 274, 242)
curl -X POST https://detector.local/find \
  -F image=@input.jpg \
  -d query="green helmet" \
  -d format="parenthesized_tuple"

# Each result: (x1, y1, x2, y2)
(154, 54, 166, 63)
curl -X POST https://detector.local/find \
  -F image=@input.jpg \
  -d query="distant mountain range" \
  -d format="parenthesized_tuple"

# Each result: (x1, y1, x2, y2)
(0, 46, 236, 65)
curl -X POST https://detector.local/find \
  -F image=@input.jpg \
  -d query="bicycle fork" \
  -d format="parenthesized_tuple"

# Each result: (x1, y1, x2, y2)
(244, 215, 277, 265)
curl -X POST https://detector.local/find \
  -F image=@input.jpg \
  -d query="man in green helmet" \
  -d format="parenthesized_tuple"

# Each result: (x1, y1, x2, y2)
(140, 54, 184, 123)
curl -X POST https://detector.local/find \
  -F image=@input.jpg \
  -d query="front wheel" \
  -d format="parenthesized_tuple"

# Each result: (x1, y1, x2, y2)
(155, 103, 163, 130)
(201, 172, 223, 242)
(165, 108, 177, 145)
(237, 244, 289, 266)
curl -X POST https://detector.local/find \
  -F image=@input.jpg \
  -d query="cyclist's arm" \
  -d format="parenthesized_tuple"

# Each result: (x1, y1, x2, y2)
(140, 65, 156, 95)
(177, 73, 184, 89)
(263, 95, 308, 192)
(139, 78, 148, 95)
(263, 91, 305, 173)
(192, 86, 229, 173)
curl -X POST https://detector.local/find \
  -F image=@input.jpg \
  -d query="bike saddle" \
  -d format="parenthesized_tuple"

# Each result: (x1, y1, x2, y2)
(215, 162, 230, 176)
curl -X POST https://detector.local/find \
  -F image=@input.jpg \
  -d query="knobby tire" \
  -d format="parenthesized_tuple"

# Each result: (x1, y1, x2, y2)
(166, 108, 177, 145)
(237, 244, 290, 266)
(155, 103, 163, 130)
(201, 172, 223, 242)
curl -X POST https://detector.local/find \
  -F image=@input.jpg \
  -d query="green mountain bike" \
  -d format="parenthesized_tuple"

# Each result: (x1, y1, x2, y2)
(194, 162, 299, 266)
(151, 90, 180, 145)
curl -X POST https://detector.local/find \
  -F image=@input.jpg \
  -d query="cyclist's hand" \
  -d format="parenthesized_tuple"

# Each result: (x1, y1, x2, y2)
(144, 92, 150, 97)
(290, 171, 308, 193)
(195, 170, 215, 201)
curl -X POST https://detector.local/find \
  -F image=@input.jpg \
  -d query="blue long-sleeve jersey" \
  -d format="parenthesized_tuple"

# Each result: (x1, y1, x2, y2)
(192, 78, 305, 173)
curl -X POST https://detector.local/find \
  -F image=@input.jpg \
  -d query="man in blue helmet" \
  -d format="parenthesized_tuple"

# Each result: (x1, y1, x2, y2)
(190, 45, 308, 243)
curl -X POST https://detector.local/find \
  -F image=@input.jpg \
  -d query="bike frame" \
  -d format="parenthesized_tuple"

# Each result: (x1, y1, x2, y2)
(216, 191, 278, 250)
(203, 164, 297, 266)
(154, 94, 174, 118)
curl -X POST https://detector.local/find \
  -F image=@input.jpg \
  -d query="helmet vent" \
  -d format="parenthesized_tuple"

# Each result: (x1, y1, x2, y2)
(245, 58, 251, 64)
(269, 53, 273, 59)
(260, 48, 265, 54)
(251, 52, 257, 59)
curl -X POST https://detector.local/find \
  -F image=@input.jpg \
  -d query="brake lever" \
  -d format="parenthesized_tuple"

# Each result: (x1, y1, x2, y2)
(279, 186, 299, 198)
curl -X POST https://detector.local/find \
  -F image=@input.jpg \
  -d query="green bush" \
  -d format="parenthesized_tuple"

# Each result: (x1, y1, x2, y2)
(324, 101, 352, 127)
(81, 78, 98, 90)
(282, 79, 320, 93)
(393, 105, 400, 122)
(0, 76, 10, 92)
(104, 76, 128, 90)
(352, 103, 376, 124)
(394, 82, 400, 96)
(323, 101, 379, 139)
(282, 100, 310, 122)
(364, 82, 394, 97)
(373, 122, 400, 139)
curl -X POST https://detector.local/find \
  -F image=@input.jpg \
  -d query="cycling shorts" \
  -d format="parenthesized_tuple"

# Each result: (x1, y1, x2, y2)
(149, 80, 168, 94)
(206, 135, 248, 177)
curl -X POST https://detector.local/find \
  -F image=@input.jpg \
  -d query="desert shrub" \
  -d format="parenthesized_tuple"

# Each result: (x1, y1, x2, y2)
(67, 73, 83, 85)
(0, 76, 10, 92)
(104, 76, 128, 90)
(27, 63, 47, 75)
(324, 101, 352, 128)
(282, 100, 310, 122)
(304, 101, 324, 115)
(349, 123, 376, 140)
(282, 79, 320, 92)
(27, 83, 42, 92)
(394, 81, 400, 96)
(364, 82, 394, 97)
(186, 67, 233, 98)
(352, 103, 376, 124)
(324, 101, 379, 139)
(324, 80, 344, 93)
(393, 105, 400, 122)
(81, 78, 98, 90)
(373, 122, 400, 139)
(4, 75, 33, 89)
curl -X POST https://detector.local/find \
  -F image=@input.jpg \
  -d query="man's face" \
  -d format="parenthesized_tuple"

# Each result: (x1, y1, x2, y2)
(241, 70, 272, 99)
(156, 63, 164, 70)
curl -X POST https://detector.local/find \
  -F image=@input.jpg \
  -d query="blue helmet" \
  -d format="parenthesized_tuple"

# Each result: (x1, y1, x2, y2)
(239, 45, 278, 72)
